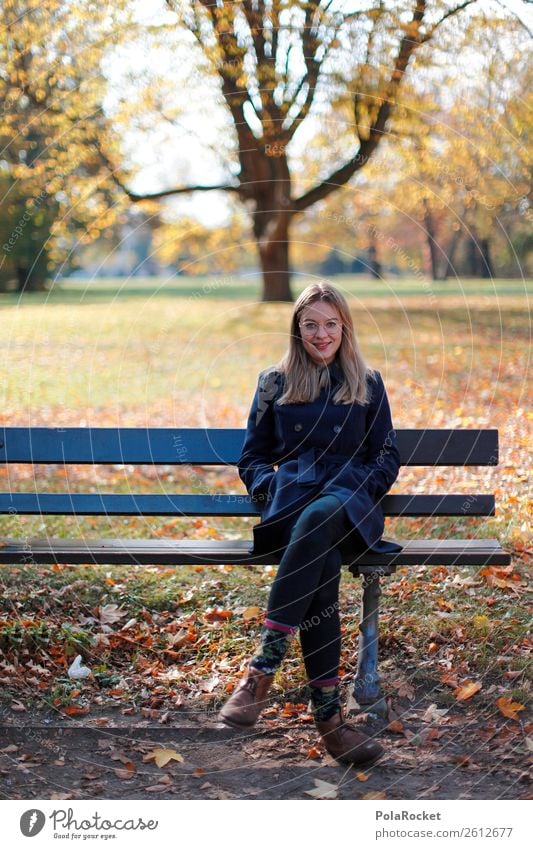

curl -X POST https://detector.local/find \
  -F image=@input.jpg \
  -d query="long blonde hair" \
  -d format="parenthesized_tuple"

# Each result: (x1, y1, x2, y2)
(276, 281, 375, 405)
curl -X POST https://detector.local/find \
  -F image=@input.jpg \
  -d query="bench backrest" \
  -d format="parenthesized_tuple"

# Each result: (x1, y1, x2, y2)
(0, 427, 499, 518)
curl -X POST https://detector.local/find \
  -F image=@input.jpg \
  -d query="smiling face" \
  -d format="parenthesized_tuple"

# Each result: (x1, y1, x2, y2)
(298, 300, 343, 365)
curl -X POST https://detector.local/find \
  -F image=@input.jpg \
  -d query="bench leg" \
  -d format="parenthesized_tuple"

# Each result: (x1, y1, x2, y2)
(351, 573, 387, 718)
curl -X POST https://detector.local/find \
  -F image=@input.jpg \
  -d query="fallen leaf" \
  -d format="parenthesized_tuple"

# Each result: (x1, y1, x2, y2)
(356, 771, 369, 781)
(114, 767, 136, 780)
(143, 747, 184, 768)
(242, 606, 261, 621)
(200, 675, 220, 693)
(305, 779, 338, 799)
(422, 704, 449, 723)
(504, 671, 523, 681)
(387, 720, 405, 734)
(306, 747, 321, 759)
(81, 768, 101, 781)
(99, 604, 126, 625)
(454, 681, 482, 701)
(496, 696, 526, 721)
(361, 790, 387, 799)
(62, 704, 90, 716)
(204, 607, 232, 622)
(10, 701, 26, 713)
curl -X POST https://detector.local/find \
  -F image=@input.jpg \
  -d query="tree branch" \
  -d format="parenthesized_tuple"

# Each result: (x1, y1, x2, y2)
(294, 0, 428, 212)
(94, 144, 240, 201)
(420, 0, 478, 43)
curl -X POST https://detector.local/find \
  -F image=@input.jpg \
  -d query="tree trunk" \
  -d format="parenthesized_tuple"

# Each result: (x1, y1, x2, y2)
(441, 228, 462, 280)
(479, 238, 494, 278)
(258, 236, 292, 301)
(368, 239, 382, 279)
(423, 199, 440, 280)
(252, 159, 293, 301)
(466, 235, 480, 276)
(16, 265, 47, 292)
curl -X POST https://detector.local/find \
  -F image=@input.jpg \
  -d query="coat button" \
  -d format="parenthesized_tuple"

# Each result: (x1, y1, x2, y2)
(333, 425, 342, 433)
(294, 423, 303, 432)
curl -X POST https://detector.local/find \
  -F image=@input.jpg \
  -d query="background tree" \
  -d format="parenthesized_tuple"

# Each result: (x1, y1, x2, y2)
(288, 11, 532, 283)
(0, 0, 129, 291)
(385, 17, 532, 281)
(107, 0, 499, 301)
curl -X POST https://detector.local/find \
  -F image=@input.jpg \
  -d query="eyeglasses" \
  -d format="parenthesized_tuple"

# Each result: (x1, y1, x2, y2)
(299, 319, 342, 337)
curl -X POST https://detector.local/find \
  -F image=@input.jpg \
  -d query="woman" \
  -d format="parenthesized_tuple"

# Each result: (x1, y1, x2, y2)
(218, 282, 402, 766)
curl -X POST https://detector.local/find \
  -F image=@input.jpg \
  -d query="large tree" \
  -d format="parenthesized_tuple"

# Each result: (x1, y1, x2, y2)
(105, 0, 510, 301)
(0, 0, 129, 291)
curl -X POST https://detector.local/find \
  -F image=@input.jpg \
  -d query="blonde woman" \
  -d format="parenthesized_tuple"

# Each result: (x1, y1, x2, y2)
(219, 282, 402, 765)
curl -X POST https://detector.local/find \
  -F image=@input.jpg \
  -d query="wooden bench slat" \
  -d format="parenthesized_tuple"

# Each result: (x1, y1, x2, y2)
(0, 492, 496, 516)
(0, 537, 511, 566)
(0, 427, 499, 466)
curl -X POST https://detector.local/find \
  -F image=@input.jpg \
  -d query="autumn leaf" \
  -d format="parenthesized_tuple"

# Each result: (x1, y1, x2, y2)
(143, 747, 184, 768)
(99, 604, 126, 626)
(62, 704, 90, 716)
(242, 606, 261, 621)
(496, 696, 525, 721)
(114, 766, 136, 780)
(200, 675, 220, 693)
(361, 790, 387, 799)
(356, 771, 369, 781)
(454, 681, 482, 701)
(204, 607, 233, 622)
(110, 752, 136, 778)
(422, 704, 449, 722)
(305, 779, 338, 799)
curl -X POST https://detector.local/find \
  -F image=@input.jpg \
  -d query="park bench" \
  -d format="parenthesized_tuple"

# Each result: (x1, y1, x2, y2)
(0, 426, 510, 714)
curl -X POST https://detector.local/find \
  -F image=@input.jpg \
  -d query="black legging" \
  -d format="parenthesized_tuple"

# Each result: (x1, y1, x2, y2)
(265, 494, 351, 686)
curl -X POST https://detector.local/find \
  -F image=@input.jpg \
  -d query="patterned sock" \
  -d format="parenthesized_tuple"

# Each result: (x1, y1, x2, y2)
(249, 625, 292, 675)
(309, 683, 341, 722)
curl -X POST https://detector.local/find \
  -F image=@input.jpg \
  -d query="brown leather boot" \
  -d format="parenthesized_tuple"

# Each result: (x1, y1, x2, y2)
(218, 664, 275, 728)
(315, 710, 384, 765)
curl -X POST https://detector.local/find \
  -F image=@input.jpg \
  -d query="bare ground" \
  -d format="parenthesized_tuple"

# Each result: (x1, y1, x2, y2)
(1, 686, 530, 801)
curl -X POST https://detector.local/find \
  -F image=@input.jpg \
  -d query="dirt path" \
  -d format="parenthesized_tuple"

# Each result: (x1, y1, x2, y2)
(0, 695, 529, 801)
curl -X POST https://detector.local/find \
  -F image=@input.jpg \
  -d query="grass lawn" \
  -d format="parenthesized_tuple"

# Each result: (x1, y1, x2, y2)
(0, 275, 529, 749)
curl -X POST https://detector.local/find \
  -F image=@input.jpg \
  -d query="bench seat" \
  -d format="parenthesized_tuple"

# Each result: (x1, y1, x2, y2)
(0, 536, 511, 569)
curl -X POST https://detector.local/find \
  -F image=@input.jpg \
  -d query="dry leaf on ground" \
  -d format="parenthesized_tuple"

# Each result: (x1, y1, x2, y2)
(143, 748, 184, 768)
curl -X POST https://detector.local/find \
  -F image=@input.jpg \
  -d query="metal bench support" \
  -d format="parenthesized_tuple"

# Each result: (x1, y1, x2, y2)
(351, 571, 389, 718)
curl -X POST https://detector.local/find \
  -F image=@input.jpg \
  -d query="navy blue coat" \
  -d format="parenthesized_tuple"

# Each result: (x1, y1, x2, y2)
(238, 358, 403, 558)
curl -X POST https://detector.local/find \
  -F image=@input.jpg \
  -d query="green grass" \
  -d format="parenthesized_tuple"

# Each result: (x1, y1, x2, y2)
(0, 273, 531, 307)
